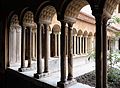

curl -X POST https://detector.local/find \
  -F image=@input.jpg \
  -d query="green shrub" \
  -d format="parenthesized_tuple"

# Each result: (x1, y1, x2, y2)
(108, 67, 120, 82)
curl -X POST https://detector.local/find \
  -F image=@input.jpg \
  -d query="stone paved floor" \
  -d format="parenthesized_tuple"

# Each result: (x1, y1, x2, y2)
(10, 56, 95, 88)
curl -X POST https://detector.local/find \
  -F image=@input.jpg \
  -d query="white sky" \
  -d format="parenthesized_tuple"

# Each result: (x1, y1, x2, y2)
(80, 5, 93, 17)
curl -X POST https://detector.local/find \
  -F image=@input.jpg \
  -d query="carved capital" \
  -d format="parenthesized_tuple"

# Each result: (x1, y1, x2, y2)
(39, 19, 51, 24)
(64, 16, 76, 24)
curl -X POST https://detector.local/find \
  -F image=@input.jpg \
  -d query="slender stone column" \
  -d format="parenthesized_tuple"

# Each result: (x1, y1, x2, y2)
(58, 33, 61, 57)
(102, 18, 107, 88)
(85, 36, 88, 54)
(94, 14, 103, 88)
(44, 24, 49, 73)
(9, 26, 16, 64)
(89, 36, 92, 51)
(28, 27, 32, 67)
(91, 36, 94, 50)
(57, 20, 66, 87)
(34, 23, 42, 79)
(79, 36, 82, 55)
(9, 27, 12, 65)
(82, 37, 85, 54)
(18, 26, 26, 71)
(87, 37, 90, 52)
(35, 30, 37, 59)
(67, 23, 73, 80)
(66, 35, 68, 56)
(16, 26, 22, 63)
(74, 35, 76, 55)
(48, 31, 51, 59)
(34, 29, 37, 60)
(55, 33, 58, 57)
(32, 30, 35, 60)
(77, 36, 79, 54)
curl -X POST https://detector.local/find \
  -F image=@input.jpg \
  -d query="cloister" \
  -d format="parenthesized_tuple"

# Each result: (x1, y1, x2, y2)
(1, 0, 120, 88)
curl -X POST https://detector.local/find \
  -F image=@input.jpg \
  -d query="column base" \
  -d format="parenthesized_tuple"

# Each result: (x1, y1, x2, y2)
(43, 72, 49, 77)
(18, 67, 34, 72)
(34, 73, 43, 79)
(34, 72, 49, 79)
(57, 79, 77, 88)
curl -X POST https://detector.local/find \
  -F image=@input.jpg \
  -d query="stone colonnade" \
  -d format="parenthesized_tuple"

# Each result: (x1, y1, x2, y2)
(8, 1, 120, 88)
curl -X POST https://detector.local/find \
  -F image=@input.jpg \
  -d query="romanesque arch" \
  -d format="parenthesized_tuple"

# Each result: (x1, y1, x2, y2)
(36, 4, 58, 73)
(51, 24, 61, 57)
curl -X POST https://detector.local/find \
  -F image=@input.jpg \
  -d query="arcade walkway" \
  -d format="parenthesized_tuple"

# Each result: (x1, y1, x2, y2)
(8, 56, 95, 88)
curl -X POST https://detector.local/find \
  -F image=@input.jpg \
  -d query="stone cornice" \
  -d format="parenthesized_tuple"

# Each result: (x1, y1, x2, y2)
(77, 12, 95, 24)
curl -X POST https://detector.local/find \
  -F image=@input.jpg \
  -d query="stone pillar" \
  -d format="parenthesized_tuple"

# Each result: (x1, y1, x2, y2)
(85, 36, 88, 54)
(57, 20, 66, 87)
(9, 27, 12, 65)
(94, 13, 103, 88)
(89, 36, 92, 51)
(87, 37, 90, 52)
(74, 35, 76, 55)
(82, 37, 85, 54)
(77, 36, 79, 54)
(66, 35, 68, 56)
(44, 24, 49, 73)
(28, 27, 32, 67)
(55, 33, 58, 57)
(91, 36, 94, 50)
(34, 23, 42, 79)
(102, 18, 107, 88)
(35, 30, 37, 59)
(58, 33, 61, 57)
(32, 30, 35, 60)
(79, 36, 82, 55)
(18, 26, 26, 71)
(16, 26, 21, 63)
(9, 26, 16, 64)
(67, 23, 73, 80)
(48, 31, 51, 59)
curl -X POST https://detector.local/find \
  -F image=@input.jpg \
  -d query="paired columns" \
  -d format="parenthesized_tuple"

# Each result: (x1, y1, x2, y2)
(57, 20, 74, 88)
(18, 26, 33, 71)
(34, 22, 50, 78)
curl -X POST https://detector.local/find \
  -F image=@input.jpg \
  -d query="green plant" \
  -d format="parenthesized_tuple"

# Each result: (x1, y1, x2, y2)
(88, 49, 95, 61)
(108, 67, 120, 82)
